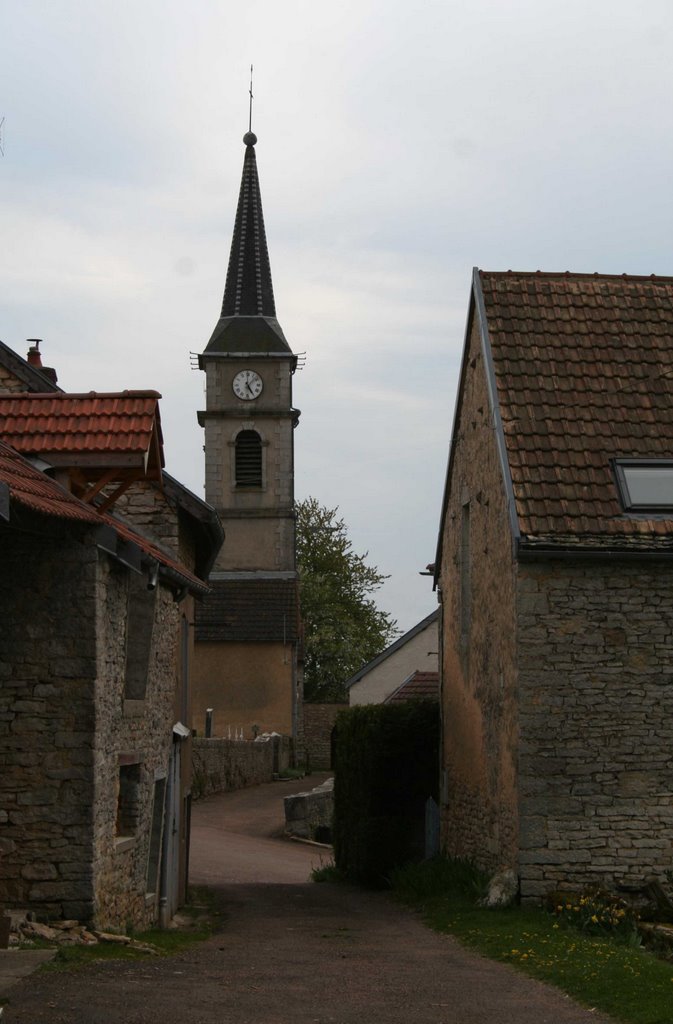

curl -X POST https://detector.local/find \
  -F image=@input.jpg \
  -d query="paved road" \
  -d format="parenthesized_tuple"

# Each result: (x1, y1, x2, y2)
(3, 776, 614, 1024)
(189, 774, 332, 885)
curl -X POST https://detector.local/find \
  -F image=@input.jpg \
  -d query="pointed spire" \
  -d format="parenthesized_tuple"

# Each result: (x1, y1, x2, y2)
(221, 133, 276, 318)
(203, 133, 292, 357)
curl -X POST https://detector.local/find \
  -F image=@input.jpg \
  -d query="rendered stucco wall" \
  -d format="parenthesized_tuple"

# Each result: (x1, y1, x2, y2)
(349, 623, 438, 706)
(438, 314, 519, 874)
(192, 641, 295, 740)
(517, 558, 673, 900)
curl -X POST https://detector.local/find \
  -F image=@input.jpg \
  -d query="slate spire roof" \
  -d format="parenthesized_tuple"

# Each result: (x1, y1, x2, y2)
(203, 132, 292, 358)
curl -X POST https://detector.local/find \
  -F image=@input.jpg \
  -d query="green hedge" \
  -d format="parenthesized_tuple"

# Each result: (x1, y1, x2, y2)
(332, 701, 439, 886)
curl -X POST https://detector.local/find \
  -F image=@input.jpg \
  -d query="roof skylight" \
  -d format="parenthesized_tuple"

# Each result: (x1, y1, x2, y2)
(614, 460, 673, 511)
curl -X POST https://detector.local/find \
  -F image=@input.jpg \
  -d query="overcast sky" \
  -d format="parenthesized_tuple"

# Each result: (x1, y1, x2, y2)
(2, 1, 673, 633)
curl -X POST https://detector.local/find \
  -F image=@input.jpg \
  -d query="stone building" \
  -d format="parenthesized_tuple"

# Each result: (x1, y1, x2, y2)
(192, 131, 302, 744)
(436, 270, 673, 902)
(0, 345, 222, 929)
(347, 610, 438, 706)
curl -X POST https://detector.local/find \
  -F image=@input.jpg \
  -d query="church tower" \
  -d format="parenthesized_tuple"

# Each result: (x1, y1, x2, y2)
(192, 131, 302, 744)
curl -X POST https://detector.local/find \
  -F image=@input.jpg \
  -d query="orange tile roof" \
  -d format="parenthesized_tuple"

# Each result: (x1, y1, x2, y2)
(0, 391, 164, 466)
(0, 439, 206, 594)
(0, 438, 101, 524)
(477, 271, 673, 551)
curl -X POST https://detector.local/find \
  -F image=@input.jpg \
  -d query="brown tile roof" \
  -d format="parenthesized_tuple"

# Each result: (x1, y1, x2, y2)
(0, 439, 206, 594)
(0, 391, 164, 469)
(478, 271, 673, 551)
(384, 670, 439, 704)
(195, 577, 300, 642)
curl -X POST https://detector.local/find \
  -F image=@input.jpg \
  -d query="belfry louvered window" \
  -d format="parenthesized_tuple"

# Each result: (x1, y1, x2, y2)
(235, 430, 263, 486)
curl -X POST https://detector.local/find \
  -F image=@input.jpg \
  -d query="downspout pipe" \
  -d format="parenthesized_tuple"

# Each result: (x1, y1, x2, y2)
(158, 756, 174, 929)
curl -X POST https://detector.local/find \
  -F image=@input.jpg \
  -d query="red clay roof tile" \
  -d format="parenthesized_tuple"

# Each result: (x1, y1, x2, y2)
(384, 670, 439, 704)
(0, 392, 164, 466)
(0, 439, 101, 524)
(0, 439, 205, 593)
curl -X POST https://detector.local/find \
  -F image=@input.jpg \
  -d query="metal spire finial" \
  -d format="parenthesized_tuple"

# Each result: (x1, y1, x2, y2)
(243, 65, 257, 147)
(249, 64, 253, 133)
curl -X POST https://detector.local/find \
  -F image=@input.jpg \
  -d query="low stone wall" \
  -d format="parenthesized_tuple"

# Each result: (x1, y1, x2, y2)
(302, 703, 347, 771)
(192, 735, 291, 799)
(284, 777, 334, 842)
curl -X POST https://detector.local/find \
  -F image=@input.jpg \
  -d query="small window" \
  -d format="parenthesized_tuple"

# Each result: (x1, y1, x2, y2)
(117, 762, 142, 837)
(615, 460, 673, 510)
(235, 430, 262, 487)
(125, 574, 156, 700)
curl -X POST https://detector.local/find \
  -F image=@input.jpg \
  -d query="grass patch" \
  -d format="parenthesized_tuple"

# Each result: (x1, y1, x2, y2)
(276, 768, 306, 781)
(392, 859, 673, 1024)
(41, 886, 223, 972)
(311, 860, 345, 884)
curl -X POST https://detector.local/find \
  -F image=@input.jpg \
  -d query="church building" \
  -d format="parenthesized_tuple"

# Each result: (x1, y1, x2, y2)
(192, 130, 302, 745)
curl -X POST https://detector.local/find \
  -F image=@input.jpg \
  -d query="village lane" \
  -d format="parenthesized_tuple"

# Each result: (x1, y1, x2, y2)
(3, 777, 615, 1024)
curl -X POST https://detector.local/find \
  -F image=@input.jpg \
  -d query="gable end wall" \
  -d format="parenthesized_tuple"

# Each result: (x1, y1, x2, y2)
(438, 312, 519, 873)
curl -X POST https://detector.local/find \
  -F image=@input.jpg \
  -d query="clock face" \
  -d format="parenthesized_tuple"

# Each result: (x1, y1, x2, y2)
(232, 369, 263, 401)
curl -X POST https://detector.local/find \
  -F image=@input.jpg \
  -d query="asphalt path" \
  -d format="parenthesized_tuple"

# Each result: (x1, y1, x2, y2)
(189, 774, 332, 885)
(3, 775, 615, 1024)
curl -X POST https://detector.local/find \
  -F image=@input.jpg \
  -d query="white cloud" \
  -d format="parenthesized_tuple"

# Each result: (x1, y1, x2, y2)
(2, 0, 673, 629)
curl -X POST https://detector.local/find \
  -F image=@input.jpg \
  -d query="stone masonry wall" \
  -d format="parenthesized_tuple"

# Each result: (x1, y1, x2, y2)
(0, 520, 99, 922)
(302, 704, 346, 771)
(108, 481, 185, 565)
(0, 365, 29, 393)
(517, 558, 673, 901)
(91, 558, 180, 932)
(202, 356, 295, 574)
(0, 516, 184, 931)
(438, 313, 519, 874)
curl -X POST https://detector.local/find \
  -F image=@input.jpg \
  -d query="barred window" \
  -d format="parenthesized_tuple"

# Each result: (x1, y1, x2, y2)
(235, 430, 262, 487)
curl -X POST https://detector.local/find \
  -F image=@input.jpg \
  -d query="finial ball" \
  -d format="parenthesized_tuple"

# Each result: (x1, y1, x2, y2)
(243, 131, 257, 147)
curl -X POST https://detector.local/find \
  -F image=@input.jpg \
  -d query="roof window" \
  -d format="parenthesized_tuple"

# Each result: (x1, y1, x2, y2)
(614, 460, 673, 511)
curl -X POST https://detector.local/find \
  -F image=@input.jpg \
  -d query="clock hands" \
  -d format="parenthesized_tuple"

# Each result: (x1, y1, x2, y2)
(232, 369, 262, 400)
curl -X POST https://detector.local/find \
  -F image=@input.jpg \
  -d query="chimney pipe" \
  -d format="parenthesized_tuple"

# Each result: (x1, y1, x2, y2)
(26, 339, 58, 385)
(26, 339, 43, 368)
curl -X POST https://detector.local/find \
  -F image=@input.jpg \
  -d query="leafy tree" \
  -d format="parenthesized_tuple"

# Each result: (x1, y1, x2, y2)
(296, 497, 398, 702)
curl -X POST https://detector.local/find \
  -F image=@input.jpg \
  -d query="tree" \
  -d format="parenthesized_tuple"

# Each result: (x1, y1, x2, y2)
(296, 497, 399, 702)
